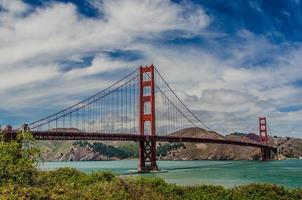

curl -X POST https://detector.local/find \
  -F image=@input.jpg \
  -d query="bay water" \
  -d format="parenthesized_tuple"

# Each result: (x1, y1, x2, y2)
(41, 160, 302, 188)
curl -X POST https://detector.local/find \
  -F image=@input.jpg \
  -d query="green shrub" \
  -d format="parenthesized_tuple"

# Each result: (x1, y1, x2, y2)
(0, 131, 38, 186)
(183, 185, 230, 200)
(0, 131, 301, 200)
(231, 184, 292, 200)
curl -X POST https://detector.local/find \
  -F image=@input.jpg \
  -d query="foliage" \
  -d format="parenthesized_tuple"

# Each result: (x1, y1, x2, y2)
(1, 170, 301, 200)
(74, 141, 138, 158)
(231, 184, 302, 200)
(0, 133, 301, 199)
(229, 132, 247, 136)
(0, 130, 39, 186)
(157, 143, 185, 156)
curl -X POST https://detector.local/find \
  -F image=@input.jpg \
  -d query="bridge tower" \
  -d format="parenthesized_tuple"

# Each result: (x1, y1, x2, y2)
(259, 117, 268, 145)
(259, 117, 270, 160)
(138, 65, 158, 172)
(2, 125, 16, 141)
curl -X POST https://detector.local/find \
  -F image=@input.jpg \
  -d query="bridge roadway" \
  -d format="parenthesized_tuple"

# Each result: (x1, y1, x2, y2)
(31, 131, 277, 151)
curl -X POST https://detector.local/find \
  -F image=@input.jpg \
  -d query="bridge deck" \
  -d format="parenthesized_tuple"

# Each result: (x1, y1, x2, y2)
(31, 131, 276, 150)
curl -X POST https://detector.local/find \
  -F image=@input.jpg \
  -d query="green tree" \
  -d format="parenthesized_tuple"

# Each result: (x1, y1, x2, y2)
(0, 130, 39, 185)
(0, 129, 301, 199)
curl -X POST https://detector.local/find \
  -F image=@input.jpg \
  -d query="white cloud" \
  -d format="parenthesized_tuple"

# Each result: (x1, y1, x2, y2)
(0, 0, 207, 109)
(135, 32, 302, 136)
(64, 54, 134, 79)
(0, 0, 301, 137)
(0, 0, 29, 16)
(0, 64, 59, 91)
(201, 89, 256, 106)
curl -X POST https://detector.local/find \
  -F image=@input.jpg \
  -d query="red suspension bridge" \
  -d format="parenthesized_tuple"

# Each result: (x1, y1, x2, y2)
(4, 65, 277, 172)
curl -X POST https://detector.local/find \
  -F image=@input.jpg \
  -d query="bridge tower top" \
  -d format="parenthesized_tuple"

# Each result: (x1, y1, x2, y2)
(259, 117, 268, 146)
(139, 65, 156, 137)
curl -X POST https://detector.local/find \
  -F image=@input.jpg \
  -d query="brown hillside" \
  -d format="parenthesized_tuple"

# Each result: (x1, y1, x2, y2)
(168, 127, 224, 139)
(161, 129, 262, 160)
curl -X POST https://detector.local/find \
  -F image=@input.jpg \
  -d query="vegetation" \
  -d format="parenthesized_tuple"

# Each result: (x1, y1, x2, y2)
(229, 132, 247, 136)
(74, 141, 138, 158)
(0, 131, 301, 199)
(0, 130, 39, 186)
(157, 143, 185, 157)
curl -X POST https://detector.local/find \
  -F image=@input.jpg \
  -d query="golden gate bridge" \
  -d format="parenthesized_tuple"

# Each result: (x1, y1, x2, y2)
(3, 65, 277, 172)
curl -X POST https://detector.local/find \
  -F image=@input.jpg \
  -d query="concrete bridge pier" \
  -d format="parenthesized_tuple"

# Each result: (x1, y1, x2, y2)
(261, 147, 278, 161)
(261, 147, 270, 161)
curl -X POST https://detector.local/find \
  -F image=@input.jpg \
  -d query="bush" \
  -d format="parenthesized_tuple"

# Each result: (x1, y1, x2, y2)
(0, 131, 38, 186)
(183, 185, 230, 200)
(231, 184, 302, 200)
(0, 131, 301, 200)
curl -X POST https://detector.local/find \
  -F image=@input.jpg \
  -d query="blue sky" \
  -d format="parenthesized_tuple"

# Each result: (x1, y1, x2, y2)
(0, 0, 302, 137)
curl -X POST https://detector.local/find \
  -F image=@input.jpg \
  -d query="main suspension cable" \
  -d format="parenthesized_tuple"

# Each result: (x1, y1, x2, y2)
(154, 68, 215, 132)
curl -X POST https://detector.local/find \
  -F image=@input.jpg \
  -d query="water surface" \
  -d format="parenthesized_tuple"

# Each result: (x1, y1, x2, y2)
(41, 160, 302, 188)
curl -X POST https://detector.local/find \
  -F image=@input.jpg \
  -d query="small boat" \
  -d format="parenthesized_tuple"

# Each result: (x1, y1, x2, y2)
(299, 156, 302, 160)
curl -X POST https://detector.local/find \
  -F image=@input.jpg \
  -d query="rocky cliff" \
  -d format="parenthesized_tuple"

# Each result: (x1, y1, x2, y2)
(38, 140, 137, 161)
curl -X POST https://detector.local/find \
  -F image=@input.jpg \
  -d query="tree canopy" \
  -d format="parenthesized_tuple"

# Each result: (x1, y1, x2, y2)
(0, 130, 301, 199)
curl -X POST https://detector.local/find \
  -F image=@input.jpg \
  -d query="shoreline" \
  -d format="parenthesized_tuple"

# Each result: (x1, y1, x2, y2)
(40, 157, 301, 162)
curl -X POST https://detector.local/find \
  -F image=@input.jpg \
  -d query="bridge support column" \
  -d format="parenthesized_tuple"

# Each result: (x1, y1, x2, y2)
(139, 136, 158, 172)
(261, 147, 271, 161)
(138, 65, 158, 172)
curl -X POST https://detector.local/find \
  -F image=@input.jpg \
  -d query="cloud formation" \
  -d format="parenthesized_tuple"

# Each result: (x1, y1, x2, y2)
(0, 0, 301, 137)
(0, 0, 206, 107)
